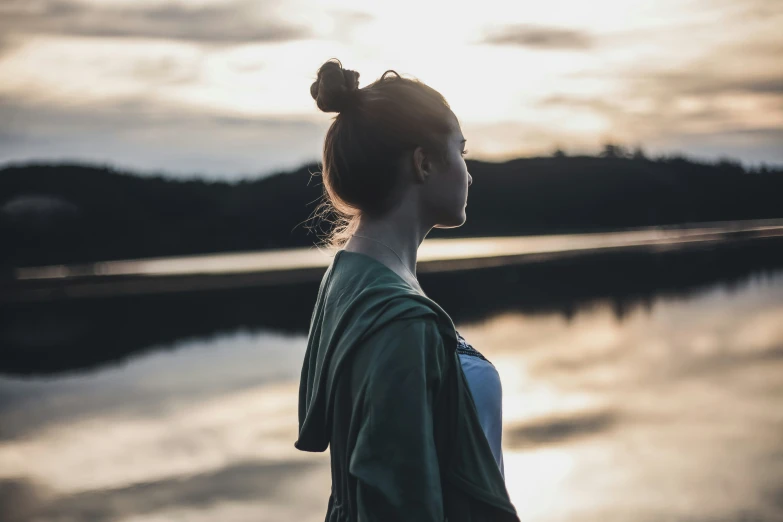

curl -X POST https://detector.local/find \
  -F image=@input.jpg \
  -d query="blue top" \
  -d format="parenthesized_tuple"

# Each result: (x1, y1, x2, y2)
(456, 330, 505, 479)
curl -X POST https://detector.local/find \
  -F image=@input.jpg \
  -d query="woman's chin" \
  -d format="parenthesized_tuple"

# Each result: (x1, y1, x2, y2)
(435, 208, 467, 229)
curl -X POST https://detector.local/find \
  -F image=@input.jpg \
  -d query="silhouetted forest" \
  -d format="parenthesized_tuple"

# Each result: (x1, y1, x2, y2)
(1, 147, 782, 272)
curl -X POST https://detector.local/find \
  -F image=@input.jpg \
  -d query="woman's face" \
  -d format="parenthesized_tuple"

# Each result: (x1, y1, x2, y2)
(424, 113, 473, 229)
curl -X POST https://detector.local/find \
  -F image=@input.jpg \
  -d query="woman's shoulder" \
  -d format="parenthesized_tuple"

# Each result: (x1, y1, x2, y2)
(325, 254, 451, 327)
(366, 316, 446, 356)
(356, 316, 450, 383)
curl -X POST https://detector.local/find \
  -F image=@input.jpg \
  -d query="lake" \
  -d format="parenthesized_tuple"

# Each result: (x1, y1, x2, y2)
(1, 231, 782, 521)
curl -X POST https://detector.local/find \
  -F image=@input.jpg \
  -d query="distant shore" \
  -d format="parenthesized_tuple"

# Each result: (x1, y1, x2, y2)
(3, 219, 783, 304)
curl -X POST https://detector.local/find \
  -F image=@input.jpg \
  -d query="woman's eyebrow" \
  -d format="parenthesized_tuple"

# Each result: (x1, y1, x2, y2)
(460, 138, 467, 144)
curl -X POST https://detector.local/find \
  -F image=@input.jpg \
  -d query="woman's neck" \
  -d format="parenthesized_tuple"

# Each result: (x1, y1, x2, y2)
(343, 236, 425, 294)
(350, 212, 428, 273)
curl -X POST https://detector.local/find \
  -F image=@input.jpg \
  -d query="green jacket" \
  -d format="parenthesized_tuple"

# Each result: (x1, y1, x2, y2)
(296, 250, 520, 522)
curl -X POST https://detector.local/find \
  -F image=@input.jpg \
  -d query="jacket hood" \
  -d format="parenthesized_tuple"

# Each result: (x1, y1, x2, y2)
(295, 249, 458, 452)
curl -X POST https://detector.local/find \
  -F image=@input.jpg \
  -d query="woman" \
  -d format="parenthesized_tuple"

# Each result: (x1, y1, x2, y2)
(295, 59, 519, 522)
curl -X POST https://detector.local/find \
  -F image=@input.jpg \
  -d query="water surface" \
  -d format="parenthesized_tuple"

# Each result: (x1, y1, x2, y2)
(1, 269, 782, 521)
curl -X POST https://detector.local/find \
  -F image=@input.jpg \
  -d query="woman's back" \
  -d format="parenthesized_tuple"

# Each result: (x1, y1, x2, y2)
(296, 250, 519, 521)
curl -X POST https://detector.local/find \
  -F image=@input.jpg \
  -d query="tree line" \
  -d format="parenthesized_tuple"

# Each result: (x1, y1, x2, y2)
(1, 148, 782, 272)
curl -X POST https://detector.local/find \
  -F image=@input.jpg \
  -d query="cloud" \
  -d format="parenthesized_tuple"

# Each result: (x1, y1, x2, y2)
(562, 36, 783, 98)
(0, 478, 47, 522)
(0, 96, 329, 179)
(537, 90, 783, 166)
(129, 56, 203, 86)
(535, 33, 783, 165)
(705, 0, 783, 20)
(0, 35, 23, 60)
(329, 9, 374, 29)
(623, 71, 783, 98)
(656, 127, 783, 166)
(0, 0, 311, 44)
(481, 24, 593, 50)
(327, 9, 374, 41)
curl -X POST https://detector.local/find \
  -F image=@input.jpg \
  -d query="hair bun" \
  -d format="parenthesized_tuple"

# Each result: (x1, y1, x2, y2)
(310, 59, 360, 113)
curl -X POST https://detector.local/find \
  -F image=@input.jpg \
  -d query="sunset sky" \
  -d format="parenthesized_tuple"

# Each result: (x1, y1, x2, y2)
(0, 0, 781, 179)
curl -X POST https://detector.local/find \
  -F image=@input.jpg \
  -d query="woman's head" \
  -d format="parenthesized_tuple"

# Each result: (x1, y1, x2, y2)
(308, 58, 472, 249)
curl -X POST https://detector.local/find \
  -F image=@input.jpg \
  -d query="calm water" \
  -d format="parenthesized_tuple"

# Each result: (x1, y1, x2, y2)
(1, 268, 782, 520)
(14, 219, 783, 281)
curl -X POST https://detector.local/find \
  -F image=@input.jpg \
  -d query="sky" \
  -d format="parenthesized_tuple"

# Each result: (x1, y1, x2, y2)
(0, 0, 781, 180)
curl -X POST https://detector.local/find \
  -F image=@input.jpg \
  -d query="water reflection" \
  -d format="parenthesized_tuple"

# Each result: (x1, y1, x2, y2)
(463, 272, 783, 521)
(4, 237, 783, 376)
(1, 272, 782, 520)
(0, 330, 307, 441)
(0, 330, 332, 521)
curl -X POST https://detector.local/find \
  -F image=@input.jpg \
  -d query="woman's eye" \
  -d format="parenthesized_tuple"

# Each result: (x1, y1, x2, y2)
(461, 149, 469, 156)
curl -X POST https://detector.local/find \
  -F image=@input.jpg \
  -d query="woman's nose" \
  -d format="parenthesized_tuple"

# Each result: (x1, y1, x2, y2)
(468, 173, 473, 186)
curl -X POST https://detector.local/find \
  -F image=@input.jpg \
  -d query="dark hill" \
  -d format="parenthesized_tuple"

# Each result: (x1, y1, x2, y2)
(1, 153, 781, 270)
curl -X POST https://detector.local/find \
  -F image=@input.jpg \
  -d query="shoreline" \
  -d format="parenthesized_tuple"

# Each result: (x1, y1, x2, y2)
(3, 220, 783, 304)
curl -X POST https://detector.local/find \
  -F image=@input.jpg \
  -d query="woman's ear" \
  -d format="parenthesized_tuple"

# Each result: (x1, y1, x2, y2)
(412, 146, 431, 183)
